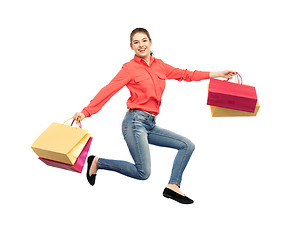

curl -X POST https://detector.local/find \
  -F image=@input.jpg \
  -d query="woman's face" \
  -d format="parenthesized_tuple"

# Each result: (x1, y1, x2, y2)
(130, 32, 152, 59)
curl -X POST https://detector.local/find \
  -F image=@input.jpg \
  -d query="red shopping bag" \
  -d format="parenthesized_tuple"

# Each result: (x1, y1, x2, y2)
(207, 73, 257, 113)
(39, 137, 92, 173)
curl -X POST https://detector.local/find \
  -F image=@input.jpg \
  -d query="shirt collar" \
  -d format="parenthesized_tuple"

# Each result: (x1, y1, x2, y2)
(133, 54, 155, 65)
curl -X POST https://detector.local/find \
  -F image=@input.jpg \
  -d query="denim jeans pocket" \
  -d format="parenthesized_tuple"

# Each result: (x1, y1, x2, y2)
(134, 111, 150, 122)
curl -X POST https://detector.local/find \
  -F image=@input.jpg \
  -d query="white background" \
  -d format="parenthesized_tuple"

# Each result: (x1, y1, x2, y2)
(1, 0, 293, 239)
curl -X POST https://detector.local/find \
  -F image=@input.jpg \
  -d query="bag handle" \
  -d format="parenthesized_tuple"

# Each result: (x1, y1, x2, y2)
(63, 118, 82, 128)
(225, 72, 243, 84)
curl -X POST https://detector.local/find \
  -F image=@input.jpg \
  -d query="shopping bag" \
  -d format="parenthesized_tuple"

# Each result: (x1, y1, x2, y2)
(210, 101, 260, 117)
(38, 137, 92, 173)
(31, 119, 90, 165)
(207, 73, 257, 113)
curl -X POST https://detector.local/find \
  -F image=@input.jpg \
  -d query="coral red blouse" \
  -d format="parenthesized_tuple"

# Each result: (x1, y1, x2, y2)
(82, 55, 210, 117)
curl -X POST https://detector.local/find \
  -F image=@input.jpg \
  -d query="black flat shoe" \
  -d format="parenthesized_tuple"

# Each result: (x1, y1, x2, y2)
(86, 155, 96, 186)
(163, 187, 194, 204)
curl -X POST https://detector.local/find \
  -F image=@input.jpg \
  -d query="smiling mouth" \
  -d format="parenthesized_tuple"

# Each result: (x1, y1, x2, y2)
(138, 48, 146, 53)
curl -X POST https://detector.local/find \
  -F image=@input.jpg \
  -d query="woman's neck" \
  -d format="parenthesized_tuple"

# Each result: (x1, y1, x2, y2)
(137, 54, 151, 66)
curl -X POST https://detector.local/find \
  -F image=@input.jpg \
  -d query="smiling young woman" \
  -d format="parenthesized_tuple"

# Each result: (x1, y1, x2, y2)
(130, 29, 153, 65)
(73, 28, 236, 204)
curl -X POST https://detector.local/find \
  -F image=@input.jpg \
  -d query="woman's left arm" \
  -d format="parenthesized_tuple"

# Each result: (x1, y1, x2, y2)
(160, 60, 236, 81)
(209, 70, 236, 79)
(161, 60, 210, 82)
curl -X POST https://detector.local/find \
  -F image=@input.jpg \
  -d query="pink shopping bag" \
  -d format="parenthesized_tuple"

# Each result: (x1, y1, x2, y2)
(39, 137, 92, 173)
(207, 73, 258, 113)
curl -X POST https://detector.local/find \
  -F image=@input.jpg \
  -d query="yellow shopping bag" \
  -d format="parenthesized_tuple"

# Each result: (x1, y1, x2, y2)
(31, 119, 91, 165)
(210, 101, 260, 117)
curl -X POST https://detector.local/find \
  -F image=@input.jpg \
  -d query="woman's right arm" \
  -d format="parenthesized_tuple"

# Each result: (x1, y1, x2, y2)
(73, 112, 85, 121)
(73, 64, 131, 121)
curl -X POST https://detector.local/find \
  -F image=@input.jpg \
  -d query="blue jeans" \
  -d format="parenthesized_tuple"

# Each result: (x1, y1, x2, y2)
(97, 109, 195, 186)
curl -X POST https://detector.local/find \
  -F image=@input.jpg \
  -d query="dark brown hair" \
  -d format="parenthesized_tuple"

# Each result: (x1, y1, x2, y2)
(130, 28, 152, 44)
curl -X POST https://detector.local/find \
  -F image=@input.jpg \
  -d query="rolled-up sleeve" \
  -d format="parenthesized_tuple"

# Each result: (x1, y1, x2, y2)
(161, 60, 210, 82)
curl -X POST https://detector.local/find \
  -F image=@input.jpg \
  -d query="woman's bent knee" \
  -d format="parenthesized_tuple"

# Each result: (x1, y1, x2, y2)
(189, 141, 195, 153)
(180, 139, 195, 153)
(138, 168, 151, 180)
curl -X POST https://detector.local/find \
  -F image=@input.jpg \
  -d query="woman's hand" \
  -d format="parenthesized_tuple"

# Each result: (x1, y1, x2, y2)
(210, 70, 237, 79)
(73, 112, 85, 121)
